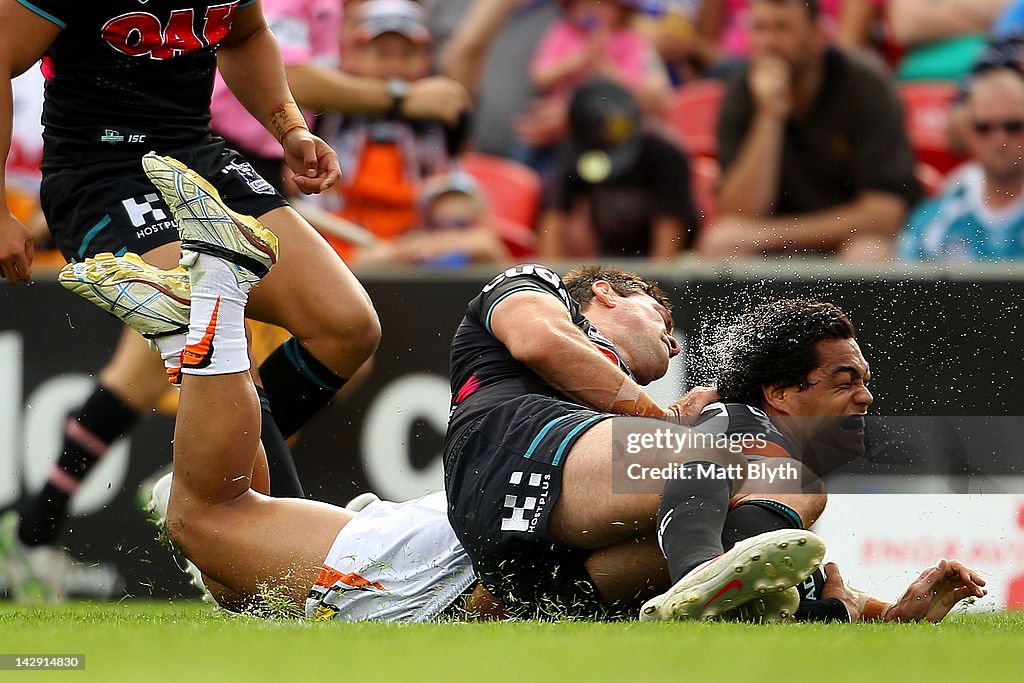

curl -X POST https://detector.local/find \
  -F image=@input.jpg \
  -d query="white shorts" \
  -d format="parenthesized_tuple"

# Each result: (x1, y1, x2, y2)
(305, 492, 476, 622)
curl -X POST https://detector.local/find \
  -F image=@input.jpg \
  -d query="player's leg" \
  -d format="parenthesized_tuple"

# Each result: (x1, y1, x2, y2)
(245, 205, 380, 437)
(168, 371, 351, 604)
(583, 536, 671, 609)
(546, 418, 745, 550)
(140, 153, 380, 438)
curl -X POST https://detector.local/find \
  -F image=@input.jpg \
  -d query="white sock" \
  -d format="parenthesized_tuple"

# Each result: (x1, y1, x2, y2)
(152, 333, 185, 385)
(181, 254, 249, 376)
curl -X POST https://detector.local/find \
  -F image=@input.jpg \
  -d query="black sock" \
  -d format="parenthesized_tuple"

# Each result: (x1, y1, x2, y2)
(259, 338, 346, 439)
(19, 386, 138, 546)
(721, 499, 802, 551)
(657, 462, 734, 583)
(256, 386, 304, 498)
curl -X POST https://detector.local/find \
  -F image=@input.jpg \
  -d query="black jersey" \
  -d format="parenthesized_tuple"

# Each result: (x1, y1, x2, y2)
(447, 264, 632, 438)
(18, 0, 253, 170)
(693, 401, 798, 459)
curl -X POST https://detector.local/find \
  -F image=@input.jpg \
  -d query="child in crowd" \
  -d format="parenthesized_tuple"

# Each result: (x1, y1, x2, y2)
(360, 172, 514, 266)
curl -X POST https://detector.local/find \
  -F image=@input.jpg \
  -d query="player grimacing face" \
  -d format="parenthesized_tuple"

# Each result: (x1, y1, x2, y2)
(775, 337, 874, 417)
(607, 292, 680, 386)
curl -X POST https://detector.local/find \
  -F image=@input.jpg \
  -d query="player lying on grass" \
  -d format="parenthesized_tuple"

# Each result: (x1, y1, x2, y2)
(58, 156, 986, 621)
(441, 264, 987, 622)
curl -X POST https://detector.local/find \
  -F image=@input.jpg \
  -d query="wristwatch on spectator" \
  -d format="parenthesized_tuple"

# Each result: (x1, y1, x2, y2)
(386, 78, 409, 119)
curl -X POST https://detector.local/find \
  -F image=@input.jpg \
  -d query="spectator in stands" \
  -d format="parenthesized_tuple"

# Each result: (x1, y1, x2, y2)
(360, 171, 515, 266)
(315, 0, 467, 260)
(516, 0, 671, 175)
(900, 67, 1024, 260)
(210, 0, 471, 193)
(700, 0, 920, 260)
(694, 0, 879, 77)
(539, 78, 698, 260)
(434, 0, 561, 160)
(888, 0, 1009, 81)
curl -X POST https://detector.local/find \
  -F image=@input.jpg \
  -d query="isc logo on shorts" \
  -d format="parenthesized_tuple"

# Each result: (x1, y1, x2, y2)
(500, 470, 551, 533)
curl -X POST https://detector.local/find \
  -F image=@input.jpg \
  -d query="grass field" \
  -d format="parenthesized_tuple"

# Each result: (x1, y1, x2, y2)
(1, 603, 1022, 682)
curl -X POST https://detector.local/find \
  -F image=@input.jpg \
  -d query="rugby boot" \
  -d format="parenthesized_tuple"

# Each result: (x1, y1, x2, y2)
(141, 153, 277, 294)
(58, 252, 190, 340)
(639, 529, 825, 621)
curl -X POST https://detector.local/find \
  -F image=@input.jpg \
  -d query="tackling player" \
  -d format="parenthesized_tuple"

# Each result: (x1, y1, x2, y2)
(0, 0, 382, 598)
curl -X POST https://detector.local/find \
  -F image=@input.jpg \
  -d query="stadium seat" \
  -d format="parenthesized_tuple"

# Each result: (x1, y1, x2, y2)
(460, 152, 542, 230)
(900, 81, 968, 174)
(666, 79, 725, 159)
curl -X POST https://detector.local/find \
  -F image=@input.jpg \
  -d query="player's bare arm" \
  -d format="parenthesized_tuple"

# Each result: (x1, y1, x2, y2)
(822, 560, 987, 623)
(488, 290, 670, 418)
(0, 0, 60, 283)
(217, 1, 339, 194)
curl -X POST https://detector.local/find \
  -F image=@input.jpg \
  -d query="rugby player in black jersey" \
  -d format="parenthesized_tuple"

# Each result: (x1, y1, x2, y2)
(0, 0, 379, 598)
(443, 265, 986, 621)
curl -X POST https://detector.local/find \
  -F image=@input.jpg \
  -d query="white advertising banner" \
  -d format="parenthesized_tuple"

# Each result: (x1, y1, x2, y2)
(814, 494, 1024, 612)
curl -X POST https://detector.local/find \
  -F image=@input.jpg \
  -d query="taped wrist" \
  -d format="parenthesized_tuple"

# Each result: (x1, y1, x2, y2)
(611, 376, 666, 418)
(862, 598, 893, 621)
(268, 102, 308, 143)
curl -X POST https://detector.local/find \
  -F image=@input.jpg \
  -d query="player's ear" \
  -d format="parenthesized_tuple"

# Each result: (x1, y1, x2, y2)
(591, 280, 617, 307)
(762, 383, 788, 412)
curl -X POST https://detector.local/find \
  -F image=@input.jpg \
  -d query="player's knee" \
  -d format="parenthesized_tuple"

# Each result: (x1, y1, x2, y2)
(313, 297, 381, 363)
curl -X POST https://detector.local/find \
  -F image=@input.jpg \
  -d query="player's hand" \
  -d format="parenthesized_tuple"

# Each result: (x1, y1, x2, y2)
(0, 210, 35, 283)
(403, 76, 472, 127)
(282, 130, 342, 195)
(884, 559, 987, 623)
(749, 53, 792, 118)
(667, 386, 720, 419)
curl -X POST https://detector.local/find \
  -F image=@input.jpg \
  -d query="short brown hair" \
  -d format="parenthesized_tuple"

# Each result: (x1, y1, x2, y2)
(562, 265, 673, 324)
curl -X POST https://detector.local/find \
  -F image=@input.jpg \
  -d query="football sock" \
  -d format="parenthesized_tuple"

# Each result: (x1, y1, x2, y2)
(721, 499, 801, 550)
(255, 386, 305, 498)
(153, 333, 185, 385)
(259, 337, 346, 439)
(18, 385, 138, 546)
(657, 462, 734, 582)
(181, 254, 248, 376)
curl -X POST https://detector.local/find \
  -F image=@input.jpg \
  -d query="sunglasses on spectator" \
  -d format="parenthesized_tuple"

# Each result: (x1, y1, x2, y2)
(972, 119, 1024, 135)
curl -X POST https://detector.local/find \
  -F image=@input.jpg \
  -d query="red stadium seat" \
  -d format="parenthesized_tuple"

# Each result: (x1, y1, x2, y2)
(900, 81, 968, 174)
(666, 80, 725, 159)
(460, 152, 542, 230)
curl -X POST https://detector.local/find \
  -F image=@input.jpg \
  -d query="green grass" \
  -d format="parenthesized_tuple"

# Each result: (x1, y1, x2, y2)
(0, 602, 1022, 682)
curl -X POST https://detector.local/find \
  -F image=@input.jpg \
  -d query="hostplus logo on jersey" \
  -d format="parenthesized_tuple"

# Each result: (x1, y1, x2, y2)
(101, 2, 240, 60)
(500, 470, 551, 533)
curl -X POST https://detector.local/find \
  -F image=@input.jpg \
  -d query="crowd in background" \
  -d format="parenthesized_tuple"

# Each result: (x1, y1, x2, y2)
(10, 0, 1024, 266)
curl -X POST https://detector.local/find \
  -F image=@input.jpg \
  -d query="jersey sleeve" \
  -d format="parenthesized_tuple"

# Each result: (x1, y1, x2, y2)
(694, 402, 797, 458)
(15, 0, 68, 28)
(471, 264, 577, 336)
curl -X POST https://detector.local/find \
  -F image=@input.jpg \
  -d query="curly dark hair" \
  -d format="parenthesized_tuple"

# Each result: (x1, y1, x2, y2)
(715, 300, 856, 407)
(562, 265, 673, 324)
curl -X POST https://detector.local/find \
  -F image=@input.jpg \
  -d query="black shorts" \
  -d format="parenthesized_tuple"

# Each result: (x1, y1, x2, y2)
(40, 138, 289, 262)
(443, 394, 614, 618)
